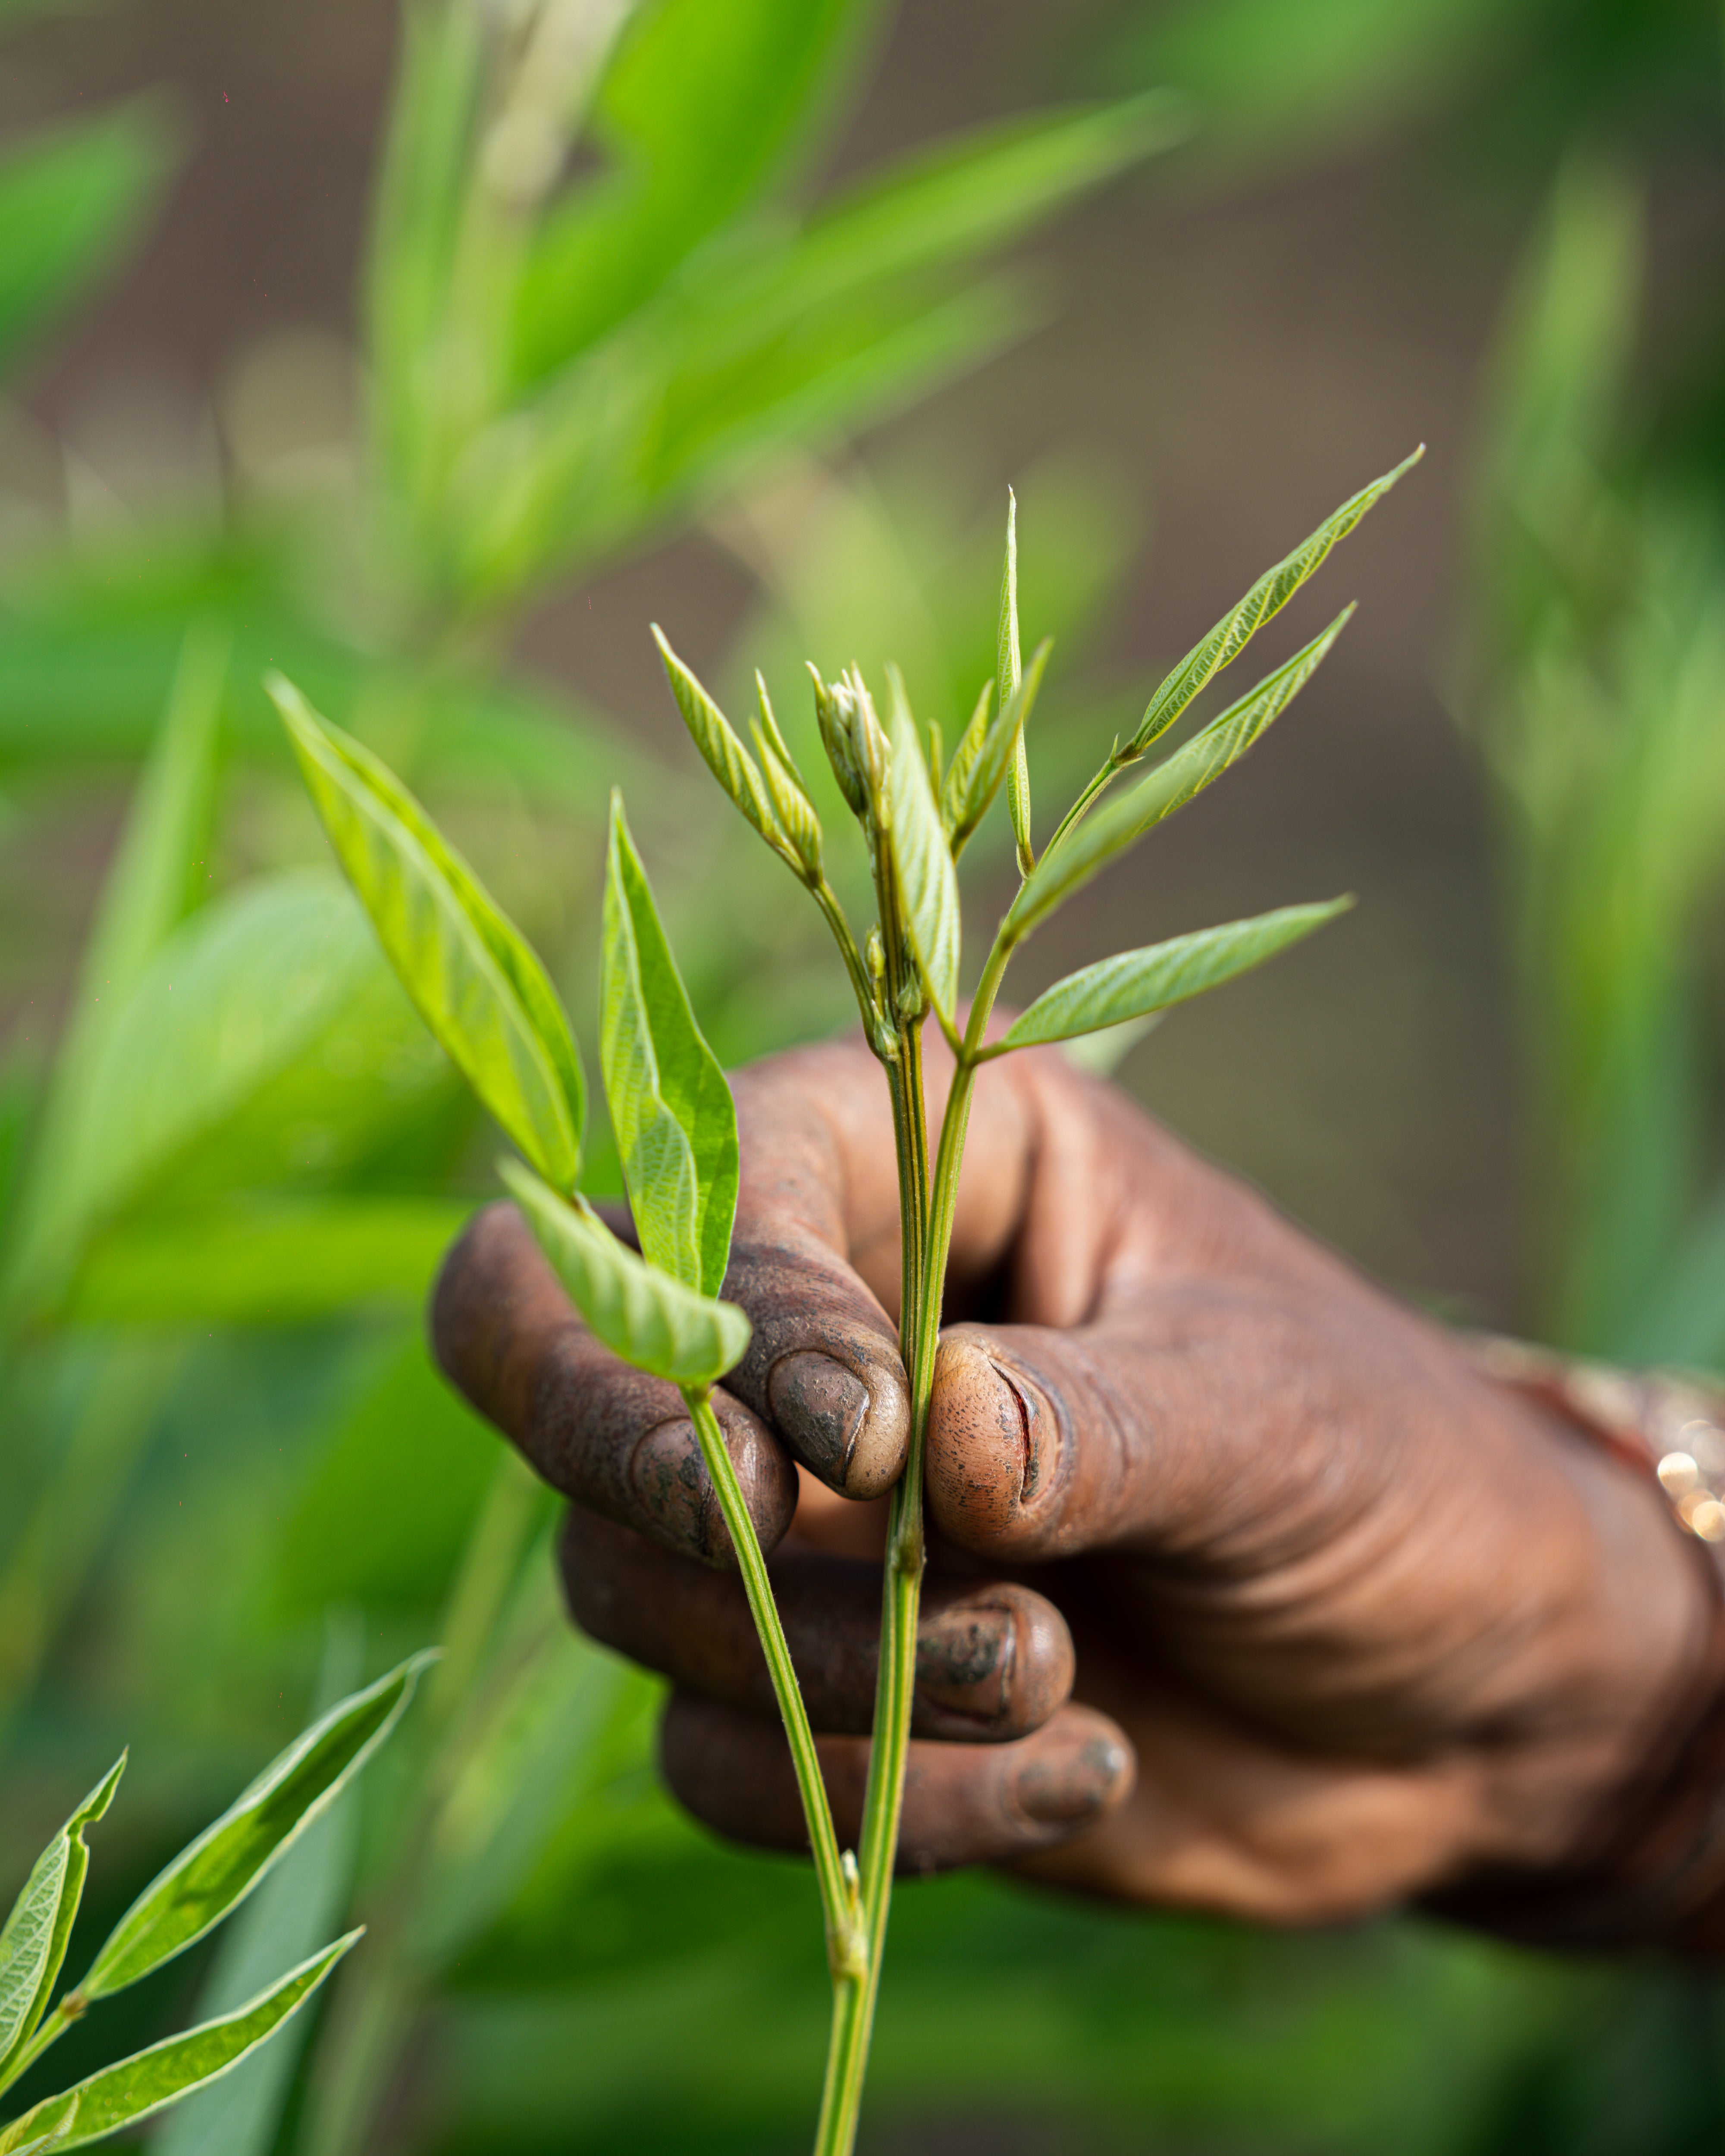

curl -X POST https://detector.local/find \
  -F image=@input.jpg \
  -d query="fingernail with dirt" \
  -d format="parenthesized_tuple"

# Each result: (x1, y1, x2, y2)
(770, 1348, 905, 1498)
(629, 1417, 724, 1564)
(1010, 1711, 1135, 1831)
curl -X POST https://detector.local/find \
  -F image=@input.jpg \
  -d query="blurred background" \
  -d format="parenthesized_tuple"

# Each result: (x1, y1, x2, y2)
(1, 0, 1724, 2149)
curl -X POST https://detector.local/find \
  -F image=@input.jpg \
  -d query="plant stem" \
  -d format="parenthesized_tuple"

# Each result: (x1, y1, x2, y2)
(682, 1386, 861, 1973)
(813, 924, 1020, 2155)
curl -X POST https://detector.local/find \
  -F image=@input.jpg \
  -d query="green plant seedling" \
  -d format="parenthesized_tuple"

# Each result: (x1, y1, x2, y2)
(274, 445, 1412, 2156)
(0, 1653, 433, 2151)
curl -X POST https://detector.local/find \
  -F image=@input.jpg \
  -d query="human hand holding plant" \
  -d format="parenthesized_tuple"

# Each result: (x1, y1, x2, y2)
(273, 445, 1664, 2150)
(439, 1033, 1714, 1925)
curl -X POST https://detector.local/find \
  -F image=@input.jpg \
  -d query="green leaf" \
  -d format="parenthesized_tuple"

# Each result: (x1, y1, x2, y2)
(364, 0, 484, 498)
(3, 624, 225, 1310)
(78, 1655, 433, 2001)
(67, 1198, 475, 1326)
(0, 101, 176, 378)
(885, 667, 960, 1024)
(939, 678, 993, 842)
(512, 0, 866, 383)
(5, 874, 445, 1317)
(271, 674, 585, 1191)
(0, 1935, 360, 2154)
(499, 1158, 750, 1388)
(601, 793, 740, 1299)
(650, 629, 793, 866)
(945, 641, 1051, 860)
(1010, 608, 1352, 941)
(997, 489, 1033, 876)
(1128, 448, 1420, 758)
(996, 899, 1353, 1052)
(0, 1760, 124, 2094)
(154, 1624, 366, 2156)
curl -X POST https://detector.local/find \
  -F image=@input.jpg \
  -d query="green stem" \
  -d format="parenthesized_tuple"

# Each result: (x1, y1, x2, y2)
(682, 1387, 861, 1974)
(814, 925, 1021, 2155)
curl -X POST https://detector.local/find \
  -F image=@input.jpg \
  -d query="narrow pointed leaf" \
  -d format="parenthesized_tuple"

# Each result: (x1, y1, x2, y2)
(0, 1759, 124, 2089)
(79, 1655, 433, 2000)
(751, 721, 822, 878)
(1010, 609, 1351, 941)
(652, 629, 794, 865)
(1129, 447, 1420, 757)
(947, 640, 1051, 859)
(601, 795, 740, 1299)
(940, 678, 993, 840)
(997, 489, 1034, 874)
(271, 677, 584, 1190)
(885, 667, 960, 1023)
(0, 1935, 359, 2155)
(999, 899, 1353, 1051)
(499, 1159, 750, 1387)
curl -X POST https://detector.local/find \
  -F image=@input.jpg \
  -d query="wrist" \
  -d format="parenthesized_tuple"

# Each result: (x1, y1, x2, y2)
(1424, 1340, 1725, 1952)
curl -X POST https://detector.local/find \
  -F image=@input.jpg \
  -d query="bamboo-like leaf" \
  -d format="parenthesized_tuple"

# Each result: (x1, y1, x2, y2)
(601, 794, 740, 1299)
(271, 676, 585, 1191)
(750, 718, 822, 879)
(885, 667, 960, 1023)
(997, 899, 1352, 1052)
(752, 673, 809, 793)
(79, 1655, 433, 2001)
(651, 628, 795, 865)
(499, 1159, 750, 1387)
(1010, 609, 1351, 941)
(997, 489, 1034, 874)
(3, 627, 226, 1314)
(939, 678, 992, 841)
(946, 641, 1051, 859)
(0, 1936, 359, 2155)
(1127, 447, 1421, 758)
(0, 1760, 124, 2093)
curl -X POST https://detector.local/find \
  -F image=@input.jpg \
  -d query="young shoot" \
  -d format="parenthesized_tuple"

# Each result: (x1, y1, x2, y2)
(271, 442, 1418, 2156)
(0, 1655, 431, 2154)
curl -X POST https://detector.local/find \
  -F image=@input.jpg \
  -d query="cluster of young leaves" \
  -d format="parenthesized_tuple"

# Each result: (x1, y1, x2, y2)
(272, 677, 747, 1393)
(369, 0, 1189, 618)
(0, 1655, 431, 2154)
(653, 447, 1421, 1061)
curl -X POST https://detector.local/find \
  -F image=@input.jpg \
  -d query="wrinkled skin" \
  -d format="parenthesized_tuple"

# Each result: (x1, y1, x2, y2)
(433, 1035, 1717, 1923)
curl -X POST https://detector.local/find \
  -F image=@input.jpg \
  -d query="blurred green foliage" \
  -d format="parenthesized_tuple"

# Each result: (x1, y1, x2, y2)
(2, 0, 1725, 2151)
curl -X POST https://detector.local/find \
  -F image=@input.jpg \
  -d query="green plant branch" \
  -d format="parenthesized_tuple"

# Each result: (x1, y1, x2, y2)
(681, 1385, 862, 1977)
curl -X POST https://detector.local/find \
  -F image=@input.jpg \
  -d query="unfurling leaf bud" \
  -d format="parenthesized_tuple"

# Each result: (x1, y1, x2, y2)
(752, 717, 823, 880)
(841, 668, 891, 825)
(809, 663, 867, 818)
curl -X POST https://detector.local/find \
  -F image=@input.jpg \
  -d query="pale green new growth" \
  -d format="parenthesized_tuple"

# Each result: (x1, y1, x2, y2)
(1010, 606, 1353, 940)
(270, 677, 586, 1192)
(601, 795, 740, 1300)
(1129, 444, 1423, 759)
(885, 668, 960, 1026)
(652, 626, 792, 865)
(993, 899, 1354, 1054)
(499, 1160, 749, 1388)
(997, 488, 1033, 876)
(944, 641, 1051, 861)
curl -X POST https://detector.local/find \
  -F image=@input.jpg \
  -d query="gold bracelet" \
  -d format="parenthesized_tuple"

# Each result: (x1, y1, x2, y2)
(1468, 1335, 1725, 1543)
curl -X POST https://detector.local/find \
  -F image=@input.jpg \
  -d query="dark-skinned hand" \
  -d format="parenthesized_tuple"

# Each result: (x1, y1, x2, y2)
(432, 1034, 1718, 1926)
